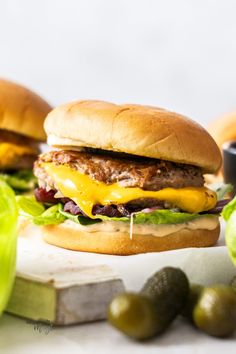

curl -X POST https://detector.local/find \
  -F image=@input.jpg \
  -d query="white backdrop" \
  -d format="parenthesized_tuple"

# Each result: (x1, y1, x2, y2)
(1, 0, 236, 126)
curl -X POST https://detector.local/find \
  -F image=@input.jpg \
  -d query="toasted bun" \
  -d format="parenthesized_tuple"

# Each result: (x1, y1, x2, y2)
(42, 222, 220, 256)
(206, 111, 236, 181)
(208, 111, 236, 149)
(0, 79, 52, 141)
(44, 100, 221, 173)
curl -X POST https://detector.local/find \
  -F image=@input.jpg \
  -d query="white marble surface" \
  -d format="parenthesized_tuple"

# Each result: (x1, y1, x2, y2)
(1, 313, 236, 354)
(0, 220, 236, 353)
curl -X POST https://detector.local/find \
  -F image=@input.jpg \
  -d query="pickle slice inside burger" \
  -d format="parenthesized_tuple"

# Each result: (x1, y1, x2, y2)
(23, 100, 223, 255)
(0, 79, 51, 193)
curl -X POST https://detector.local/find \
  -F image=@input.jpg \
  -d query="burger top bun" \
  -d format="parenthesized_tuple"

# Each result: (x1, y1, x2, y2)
(0, 79, 52, 141)
(45, 100, 222, 173)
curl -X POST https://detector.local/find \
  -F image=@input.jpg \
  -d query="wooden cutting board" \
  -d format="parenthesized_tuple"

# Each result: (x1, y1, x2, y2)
(6, 225, 125, 325)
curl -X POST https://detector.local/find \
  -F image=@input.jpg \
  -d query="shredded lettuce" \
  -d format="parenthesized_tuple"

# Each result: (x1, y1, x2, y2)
(0, 170, 37, 193)
(0, 180, 18, 316)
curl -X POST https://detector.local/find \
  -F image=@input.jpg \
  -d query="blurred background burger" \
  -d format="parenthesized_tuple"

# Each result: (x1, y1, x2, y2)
(0, 79, 51, 193)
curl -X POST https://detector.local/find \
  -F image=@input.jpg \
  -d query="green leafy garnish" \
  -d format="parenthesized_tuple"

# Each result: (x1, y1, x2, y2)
(222, 197, 236, 221)
(222, 195, 236, 266)
(16, 195, 45, 217)
(225, 210, 236, 264)
(33, 204, 66, 225)
(59, 207, 101, 225)
(0, 170, 37, 193)
(17, 196, 100, 226)
(0, 180, 18, 316)
(131, 209, 209, 224)
(17, 195, 215, 227)
(17, 196, 65, 225)
(98, 209, 213, 225)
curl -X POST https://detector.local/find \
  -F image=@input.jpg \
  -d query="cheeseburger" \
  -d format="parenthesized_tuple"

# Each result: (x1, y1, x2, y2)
(0, 79, 51, 192)
(27, 100, 222, 255)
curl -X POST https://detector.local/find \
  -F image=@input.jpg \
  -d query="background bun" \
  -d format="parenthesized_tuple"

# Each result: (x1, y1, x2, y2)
(205, 110, 236, 182)
(42, 222, 220, 255)
(0, 79, 52, 141)
(208, 111, 236, 149)
(45, 100, 221, 173)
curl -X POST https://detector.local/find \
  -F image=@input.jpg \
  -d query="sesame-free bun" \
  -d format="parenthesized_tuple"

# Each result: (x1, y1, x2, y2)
(42, 221, 220, 255)
(206, 110, 236, 181)
(208, 111, 236, 149)
(45, 100, 221, 173)
(0, 79, 52, 141)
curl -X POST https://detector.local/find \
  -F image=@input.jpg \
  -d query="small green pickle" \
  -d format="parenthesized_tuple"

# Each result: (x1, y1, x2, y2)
(193, 285, 236, 337)
(108, 267, 190, 340)
(108, 292, 163, 340)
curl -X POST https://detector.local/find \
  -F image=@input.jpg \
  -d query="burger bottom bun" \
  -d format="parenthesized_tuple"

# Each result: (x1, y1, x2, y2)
(42, 223, 220, 256)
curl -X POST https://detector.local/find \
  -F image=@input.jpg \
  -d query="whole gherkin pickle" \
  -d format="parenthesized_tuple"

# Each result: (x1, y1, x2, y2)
(182, 284, 204, 321)
(141, 267, 189, 325)
(193, 285, 236, 337)
(108, 292, 164, 340)
(108, 267, 189, 341)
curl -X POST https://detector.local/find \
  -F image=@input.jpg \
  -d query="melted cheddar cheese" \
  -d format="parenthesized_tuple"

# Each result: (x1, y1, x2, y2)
(43, 163, 217, 219)
(0, 143, 35, 168)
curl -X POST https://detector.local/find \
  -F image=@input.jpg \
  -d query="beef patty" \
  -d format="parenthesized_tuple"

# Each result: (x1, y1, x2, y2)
(0, 129, 40, 150)
(34, 149, 204, 191)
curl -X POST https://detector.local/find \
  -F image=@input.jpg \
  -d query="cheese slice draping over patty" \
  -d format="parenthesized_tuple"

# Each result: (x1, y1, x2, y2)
(0, 143, 37, 169)
(43, 163, 217, 219)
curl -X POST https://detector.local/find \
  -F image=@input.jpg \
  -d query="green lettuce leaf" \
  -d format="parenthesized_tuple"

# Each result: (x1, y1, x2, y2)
(17, 196, 214, 227)
(225, 209, 236, 266)
(222, 197, 236, 221)
(131, 209, 207, 224)
(17, 196, 101, 226)
(98, 209, 213, 225)
(0, 180, 18, 316)
(222, 195, 236, 266)
(33, 205, 66, 225)
(16, 195, 45, 217)
(0, 170, 37, 193)
(17, 196, 65, 225)
(59, 208, 101, 225)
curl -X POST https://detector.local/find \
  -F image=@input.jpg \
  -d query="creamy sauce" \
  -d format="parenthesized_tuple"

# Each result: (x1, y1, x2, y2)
(60, 216, 219, 237)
